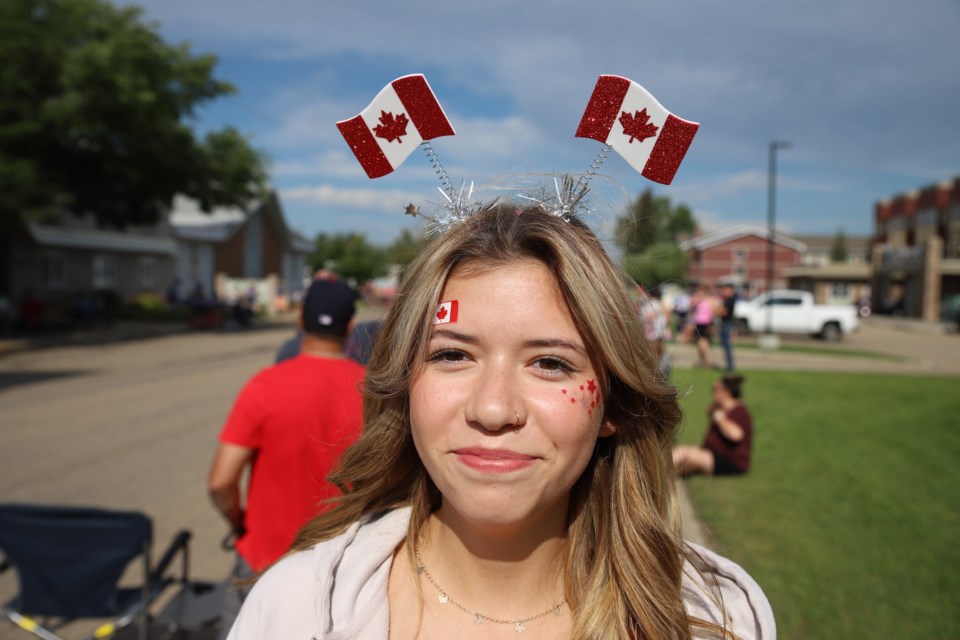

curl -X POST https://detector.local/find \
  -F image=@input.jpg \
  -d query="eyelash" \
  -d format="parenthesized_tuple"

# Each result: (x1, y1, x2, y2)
(534, 356, 576, 376)
(427, 348, 467, 363)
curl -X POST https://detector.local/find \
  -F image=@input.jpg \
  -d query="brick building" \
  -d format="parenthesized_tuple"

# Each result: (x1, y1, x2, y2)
(679, 224, 805, 296)
(871, 176, 960, 322)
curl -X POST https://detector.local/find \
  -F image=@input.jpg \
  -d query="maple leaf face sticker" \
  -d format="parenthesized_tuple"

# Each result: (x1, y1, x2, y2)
(618, 108, 659, 143)
(436, 306, 447, 321)
(373, 110, 410, 143)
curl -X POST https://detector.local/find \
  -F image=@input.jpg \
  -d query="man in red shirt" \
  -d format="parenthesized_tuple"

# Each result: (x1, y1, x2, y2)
(208, 278, 366, 635)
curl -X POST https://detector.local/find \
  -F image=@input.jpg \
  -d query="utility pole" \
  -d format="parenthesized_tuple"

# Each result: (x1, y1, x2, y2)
(762, 140, 790, 348)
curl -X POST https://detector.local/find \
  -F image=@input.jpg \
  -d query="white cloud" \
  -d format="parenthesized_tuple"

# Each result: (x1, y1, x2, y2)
(281, 184, 425, 211)
(272, 151, 364, 179)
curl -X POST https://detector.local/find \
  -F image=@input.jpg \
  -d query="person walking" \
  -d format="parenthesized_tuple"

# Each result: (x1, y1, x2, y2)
(718, 283, 739, 372)
(690, 285, 717, 368)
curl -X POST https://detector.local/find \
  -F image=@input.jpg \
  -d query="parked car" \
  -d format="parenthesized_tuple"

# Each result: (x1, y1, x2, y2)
(941, 294, 960, 332)
(734, 289, 860, 341)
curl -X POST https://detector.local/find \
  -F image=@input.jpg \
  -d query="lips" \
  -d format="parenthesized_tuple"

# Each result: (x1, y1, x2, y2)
(452, 447, 537, 473)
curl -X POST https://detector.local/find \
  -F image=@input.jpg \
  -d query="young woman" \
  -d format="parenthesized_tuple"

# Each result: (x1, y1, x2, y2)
(226, 205, 774, 639)
(673, 375, 753, 477)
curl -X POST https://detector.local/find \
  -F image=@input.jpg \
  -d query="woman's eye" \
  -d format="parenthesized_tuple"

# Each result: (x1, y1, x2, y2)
(428, 349, 468, 363)
(534, 356, 575, 375)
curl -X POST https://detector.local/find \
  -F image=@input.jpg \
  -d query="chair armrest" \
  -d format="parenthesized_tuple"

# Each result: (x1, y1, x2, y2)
(151, 530, 192, 582)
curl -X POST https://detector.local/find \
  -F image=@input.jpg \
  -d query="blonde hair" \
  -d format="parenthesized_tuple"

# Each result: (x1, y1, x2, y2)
(292, 204, 728, 639)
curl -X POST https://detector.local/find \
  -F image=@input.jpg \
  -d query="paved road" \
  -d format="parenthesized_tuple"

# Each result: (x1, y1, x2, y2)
(1, 316, 957, 608)
(0, 323, 299, 601)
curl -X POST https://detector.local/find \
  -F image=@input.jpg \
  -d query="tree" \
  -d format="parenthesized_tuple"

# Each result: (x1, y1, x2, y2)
(0, 0, 267, 233)
(615, 189, 698, 286)
(384, 227, 430, 267)
(622, 242, 690, 288)
(615, 188, 697, 255)
(830, 229, 849, 263)
(310, 233, 387, 285)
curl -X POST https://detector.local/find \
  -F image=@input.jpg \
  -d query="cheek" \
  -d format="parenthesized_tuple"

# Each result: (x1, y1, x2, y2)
(556, 377, 604, 419)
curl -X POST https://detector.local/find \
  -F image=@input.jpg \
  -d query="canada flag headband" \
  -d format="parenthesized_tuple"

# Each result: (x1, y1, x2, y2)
(335, 73, 699, 208)
(336, 74, 455, 179)
(575, 75, 699, 185)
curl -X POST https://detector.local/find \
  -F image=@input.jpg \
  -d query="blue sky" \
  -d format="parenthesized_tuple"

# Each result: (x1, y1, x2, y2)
(122, 0, 960, 244)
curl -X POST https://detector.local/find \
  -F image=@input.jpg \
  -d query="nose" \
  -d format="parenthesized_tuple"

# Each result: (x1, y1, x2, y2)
(464, 358, 522, 433)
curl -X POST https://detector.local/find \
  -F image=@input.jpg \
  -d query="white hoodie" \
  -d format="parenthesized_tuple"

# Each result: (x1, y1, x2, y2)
(227, 507, 775, 640)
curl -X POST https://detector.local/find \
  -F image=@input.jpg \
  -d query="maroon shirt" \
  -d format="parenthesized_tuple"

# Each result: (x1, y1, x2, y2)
(702, 404, 753, 473)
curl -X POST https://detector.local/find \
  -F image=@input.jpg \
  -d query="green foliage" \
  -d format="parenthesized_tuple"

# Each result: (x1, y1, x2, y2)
(621, 242, 689, 287)
(0, 0, 267, 231)
(310, 227, 430, 285)
(311, 232, 387, 285)
(616, 188, 696, 255)
(674, 368, 960, 640)
(830, 228, 849, 262)
(384, 228, 429, 267)
(616, 188, 697, 286)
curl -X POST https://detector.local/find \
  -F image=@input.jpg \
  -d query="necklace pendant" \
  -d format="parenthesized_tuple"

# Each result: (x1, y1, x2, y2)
(438, 592, 449, 604)
(515, 621, 525, 633)
(474, 614, 483, 625)
(554, 605, 563, 616)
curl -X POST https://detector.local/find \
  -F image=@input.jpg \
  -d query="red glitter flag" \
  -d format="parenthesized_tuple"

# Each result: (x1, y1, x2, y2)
(576, 75, 699, 185)
(337, 75, 456, 179)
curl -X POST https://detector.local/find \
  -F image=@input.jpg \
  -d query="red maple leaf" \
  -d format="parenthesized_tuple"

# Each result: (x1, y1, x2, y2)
(587, 379, 597, 392)
(618, 108, 659, 143)
(373, 110, 410, 143)
(436, 306, 448, 321)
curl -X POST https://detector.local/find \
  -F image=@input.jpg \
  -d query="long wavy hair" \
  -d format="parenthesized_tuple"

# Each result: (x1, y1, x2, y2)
(292, 204, 728, 639)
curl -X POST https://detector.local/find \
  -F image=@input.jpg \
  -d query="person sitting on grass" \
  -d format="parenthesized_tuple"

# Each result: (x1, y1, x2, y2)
(673, 374, 753, 477)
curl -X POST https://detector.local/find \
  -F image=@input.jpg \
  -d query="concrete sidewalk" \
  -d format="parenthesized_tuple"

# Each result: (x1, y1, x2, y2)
(667, 319, 960, 376)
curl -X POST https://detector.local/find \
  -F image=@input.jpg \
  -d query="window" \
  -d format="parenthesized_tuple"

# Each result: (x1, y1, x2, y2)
(766, 296, 802, 306)
(831, 283, 850, 299)
(734, 248, 748, 263)
(138, 256, 156, 288)
(92, 254, 117, 289)
(40, 252, 66, 289)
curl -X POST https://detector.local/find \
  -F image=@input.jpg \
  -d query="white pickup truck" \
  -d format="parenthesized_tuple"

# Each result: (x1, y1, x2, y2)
(733, 289, 859, 341)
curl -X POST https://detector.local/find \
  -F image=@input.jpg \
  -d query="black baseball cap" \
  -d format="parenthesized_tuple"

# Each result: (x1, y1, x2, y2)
(301, 279, 359, 335)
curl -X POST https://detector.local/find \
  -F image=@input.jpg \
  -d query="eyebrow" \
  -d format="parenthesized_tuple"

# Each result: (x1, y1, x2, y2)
(429, 330, 586, 355)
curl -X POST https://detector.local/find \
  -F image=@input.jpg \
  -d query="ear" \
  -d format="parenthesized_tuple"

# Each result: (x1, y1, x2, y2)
(598, 420, 617, 438)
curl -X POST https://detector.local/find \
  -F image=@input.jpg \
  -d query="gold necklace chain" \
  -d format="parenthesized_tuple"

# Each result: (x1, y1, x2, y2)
(414, 546, 567, 633)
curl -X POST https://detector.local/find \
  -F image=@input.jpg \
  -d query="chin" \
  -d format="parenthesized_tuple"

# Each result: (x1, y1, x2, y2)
(440, 492, 568, 532)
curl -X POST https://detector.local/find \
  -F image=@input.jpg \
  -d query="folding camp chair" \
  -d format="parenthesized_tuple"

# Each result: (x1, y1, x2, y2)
(0, 504, 222, 640)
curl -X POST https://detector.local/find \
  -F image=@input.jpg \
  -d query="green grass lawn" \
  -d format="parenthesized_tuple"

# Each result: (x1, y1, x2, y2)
(731, 339, 903, 361)
(672, 369, 960, 640)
